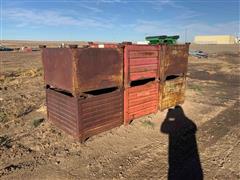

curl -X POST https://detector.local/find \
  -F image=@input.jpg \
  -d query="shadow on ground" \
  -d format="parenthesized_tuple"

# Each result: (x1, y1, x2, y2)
(161, 106, 203, 180)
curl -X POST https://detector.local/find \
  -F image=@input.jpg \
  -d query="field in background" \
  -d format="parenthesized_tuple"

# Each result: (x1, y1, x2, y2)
(2, 40, 88, 48)
(0, 41, 239, 179)
(2, 40, 240, 53)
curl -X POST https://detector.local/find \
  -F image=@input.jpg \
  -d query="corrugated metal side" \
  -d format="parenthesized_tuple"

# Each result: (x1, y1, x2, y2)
(79, 89, 123, 140)
(160, 44, 189, 80)
(159, 76, 186, 111)
(124, 45, 159, 86)
(46, 88, 79, 137)
(124, 82, 159, 124)
(46, 88, 123, 141)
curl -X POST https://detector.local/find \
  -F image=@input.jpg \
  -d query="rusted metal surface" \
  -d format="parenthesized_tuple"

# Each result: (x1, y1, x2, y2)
(42, 47, 123, 96)
(160, 43, 190, 80)
(159, 76, 186, 111)
(124, 45, 159, 87)
(46, 88, 78, 137)
(124, 81, 159, 125)
(46, 88, 123, 142)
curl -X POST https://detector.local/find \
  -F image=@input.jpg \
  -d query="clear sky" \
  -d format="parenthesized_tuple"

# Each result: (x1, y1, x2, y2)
(1, 0, 239, 42)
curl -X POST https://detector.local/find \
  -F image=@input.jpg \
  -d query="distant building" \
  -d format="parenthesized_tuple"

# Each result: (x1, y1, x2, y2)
(194, 35, 236, 44)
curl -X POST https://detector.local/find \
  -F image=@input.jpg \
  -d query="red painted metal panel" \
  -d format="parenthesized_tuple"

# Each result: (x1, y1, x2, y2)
(124, 45, 160, 87)
(130, 64, 158, 73)
(129, 58, 158, 66)
(124, 81, 159, 125)
(130, 72, 158, 81)
(46, 88, 123, 142)
(160, 43, 190, 80)
(42, 47, 123, 97)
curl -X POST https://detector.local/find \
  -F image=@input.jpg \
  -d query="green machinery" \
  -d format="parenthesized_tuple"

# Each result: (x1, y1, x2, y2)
(145, 35, 179, 45)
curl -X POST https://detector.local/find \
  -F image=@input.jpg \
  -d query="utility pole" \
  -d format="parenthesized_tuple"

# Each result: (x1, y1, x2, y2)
(185, 28, 188, 43)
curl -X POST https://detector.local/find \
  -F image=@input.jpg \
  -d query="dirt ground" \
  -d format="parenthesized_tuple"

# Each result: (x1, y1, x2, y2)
(0, 45, 239, 180)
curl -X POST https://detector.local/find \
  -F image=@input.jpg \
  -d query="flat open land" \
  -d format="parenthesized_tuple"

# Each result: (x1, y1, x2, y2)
(0, 43, 239, 179)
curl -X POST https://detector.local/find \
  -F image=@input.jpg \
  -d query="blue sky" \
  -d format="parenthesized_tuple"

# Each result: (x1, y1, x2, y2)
(1, 0, 239, 42)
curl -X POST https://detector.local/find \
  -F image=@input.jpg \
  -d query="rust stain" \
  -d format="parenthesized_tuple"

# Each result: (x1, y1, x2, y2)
(159, 76, 186, 111)
(160, 43, 190, 80)
(42, 48, 74, 93)
(42, 47, 123, 96)
(76, 48, 123, 93)
(72, 49, 79, 97)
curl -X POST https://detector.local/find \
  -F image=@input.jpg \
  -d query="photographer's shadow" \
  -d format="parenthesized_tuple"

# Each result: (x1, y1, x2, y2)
(161, 106, 203, 180)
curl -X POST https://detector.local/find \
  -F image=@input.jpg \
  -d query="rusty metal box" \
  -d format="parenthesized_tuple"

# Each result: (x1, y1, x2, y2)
(46, 87, 123, 142)
(124, 81, 159, 125)
(42, 47, 123, 96)
(159, 75, 186, 111)
(123, 45, 159, 87)
(160, 43, 190, 80)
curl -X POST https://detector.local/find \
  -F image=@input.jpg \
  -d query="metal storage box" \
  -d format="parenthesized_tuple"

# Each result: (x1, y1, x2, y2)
(160, 43, 190, 80)
(123, 45, 159, 87)
(42, 47, 123, 96)
(159, 76, 186, 111)
(124, 81, 159, 125)
(46, 87, 123, 142)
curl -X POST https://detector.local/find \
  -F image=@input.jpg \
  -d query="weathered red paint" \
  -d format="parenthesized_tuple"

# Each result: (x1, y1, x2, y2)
(123, 45, 159, 87)
(159, 75, 186, 111)
(46, 87, 123, 142)
(124, 81, 159, 125)
(42, 47, 123, 96)
(160, 43, 190, 80)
